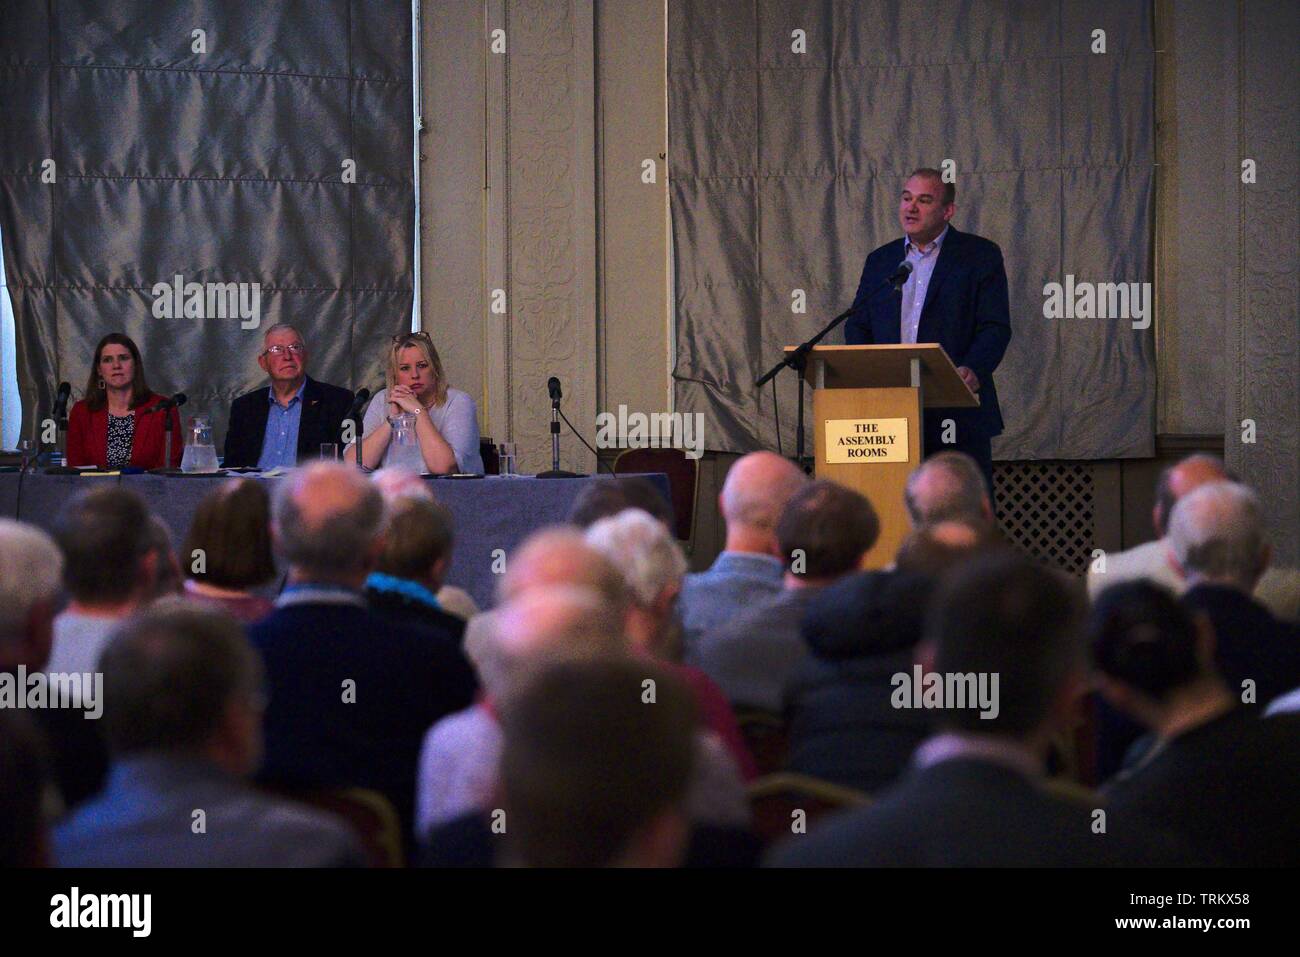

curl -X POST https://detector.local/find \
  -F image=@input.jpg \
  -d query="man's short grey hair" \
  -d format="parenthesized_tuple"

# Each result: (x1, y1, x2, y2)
(272, 463, 385, 578)
(0, 520, 64, 644)
(1167, 481, 1267, 589)
(904, 452, 990, 527)
(585, 509, 688, 608)
(262, 322, 303, 344)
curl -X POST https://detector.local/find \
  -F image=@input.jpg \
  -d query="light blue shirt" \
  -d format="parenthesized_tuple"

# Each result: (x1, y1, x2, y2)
(899, 224, 949, 344)
(256, 380, 306, 470)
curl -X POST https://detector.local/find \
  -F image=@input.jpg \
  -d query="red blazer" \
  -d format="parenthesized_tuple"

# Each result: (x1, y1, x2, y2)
(66, 393, 183, 469)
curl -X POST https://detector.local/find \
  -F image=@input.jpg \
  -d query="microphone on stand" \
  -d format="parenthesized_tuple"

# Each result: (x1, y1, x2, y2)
(145, 394, 187, 472)
(52, 381, 72, 422)
(536, 376, 581, 479)
(888, 259, 913, 290)
(344, 388, 372, 469)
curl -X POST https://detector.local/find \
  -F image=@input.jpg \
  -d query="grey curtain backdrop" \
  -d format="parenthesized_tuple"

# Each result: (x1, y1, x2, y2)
(668, 0, 1156, 459)
(0, 1, 413, 447)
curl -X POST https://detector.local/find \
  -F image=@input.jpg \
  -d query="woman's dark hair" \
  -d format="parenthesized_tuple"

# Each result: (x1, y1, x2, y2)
(84, 333, 152, 411)
(183, 479, 276, 590)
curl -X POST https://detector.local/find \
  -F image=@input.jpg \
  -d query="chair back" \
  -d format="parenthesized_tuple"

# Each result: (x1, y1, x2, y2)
(613, 447, 698, 542)
(748, 772, 871, 848)
(265, 786, 405, 868)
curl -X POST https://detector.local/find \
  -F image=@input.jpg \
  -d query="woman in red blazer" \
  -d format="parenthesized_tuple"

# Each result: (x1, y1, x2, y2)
(66, 333, 183, 470)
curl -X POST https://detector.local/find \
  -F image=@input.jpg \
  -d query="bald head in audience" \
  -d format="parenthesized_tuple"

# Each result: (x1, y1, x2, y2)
(1153, 454, 1229, 538)
(1167, 481, 1270, 593)
(718, 452, 808, 556)
(272, 461, 385, 588)
(904, 451, 993, 529)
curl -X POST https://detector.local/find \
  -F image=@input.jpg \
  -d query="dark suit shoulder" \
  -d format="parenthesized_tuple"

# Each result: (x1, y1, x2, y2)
(946, 227, 1004, 262)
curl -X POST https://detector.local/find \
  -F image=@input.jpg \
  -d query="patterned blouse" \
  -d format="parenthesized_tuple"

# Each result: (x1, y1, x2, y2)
(105, 413, 135, 468)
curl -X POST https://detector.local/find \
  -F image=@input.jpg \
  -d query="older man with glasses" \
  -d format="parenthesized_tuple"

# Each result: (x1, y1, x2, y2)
(223, 323, 356, 469)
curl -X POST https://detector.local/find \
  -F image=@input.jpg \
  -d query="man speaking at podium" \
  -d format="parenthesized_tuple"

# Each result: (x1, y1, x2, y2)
(844, 168, 1012, 494)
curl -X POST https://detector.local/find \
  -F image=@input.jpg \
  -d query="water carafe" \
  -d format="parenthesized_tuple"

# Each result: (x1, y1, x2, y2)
(181, 415, 220, 473)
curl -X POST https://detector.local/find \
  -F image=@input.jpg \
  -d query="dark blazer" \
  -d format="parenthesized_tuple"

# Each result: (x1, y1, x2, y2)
(767, 757, 1190, 867)
(1182, 584, 1300, 708)
(785, 571, 934, 794)
(248, 601, 479, 844)
(223, 376, 355, 468)
(845, 226, 1012, 439)
(366, 588, 468, 650)
(1104, 709, 1300, 867)
(66, 393, 183, 469)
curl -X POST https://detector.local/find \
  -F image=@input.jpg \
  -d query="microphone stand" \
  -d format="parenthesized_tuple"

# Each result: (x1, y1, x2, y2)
(537, 391, 579, 479)
(754, 275, 905, 473)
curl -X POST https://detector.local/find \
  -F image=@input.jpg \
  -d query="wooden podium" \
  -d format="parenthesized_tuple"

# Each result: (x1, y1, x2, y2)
(785, 344, 978, 569)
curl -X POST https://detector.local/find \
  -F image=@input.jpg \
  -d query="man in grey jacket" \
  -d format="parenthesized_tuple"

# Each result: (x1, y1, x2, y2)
(54, 602, 364, 867)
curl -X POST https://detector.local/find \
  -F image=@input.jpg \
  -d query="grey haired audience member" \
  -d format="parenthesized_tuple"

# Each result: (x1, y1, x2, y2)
(53, 601, 364, 867)
(1166, 481, 1268, 591)
(903, 451, 993, 529)
(585, 508, 688, 659)
(1166, 481, 1300, 709)
(272, 462, 386, 583)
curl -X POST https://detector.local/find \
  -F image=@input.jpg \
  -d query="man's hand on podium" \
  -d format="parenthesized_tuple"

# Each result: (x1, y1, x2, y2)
(956, 366, 981, 394)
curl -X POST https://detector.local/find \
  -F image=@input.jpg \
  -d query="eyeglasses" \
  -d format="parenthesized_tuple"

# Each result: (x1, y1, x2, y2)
(263, 343, 305, 356)
(392, 331, 434, 345)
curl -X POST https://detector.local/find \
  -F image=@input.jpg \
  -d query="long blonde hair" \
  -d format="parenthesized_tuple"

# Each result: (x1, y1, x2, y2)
(386, 332, 449, 408)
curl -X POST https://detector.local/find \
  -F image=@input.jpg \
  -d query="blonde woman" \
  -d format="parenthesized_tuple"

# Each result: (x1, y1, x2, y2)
(349, 332, 484, 474)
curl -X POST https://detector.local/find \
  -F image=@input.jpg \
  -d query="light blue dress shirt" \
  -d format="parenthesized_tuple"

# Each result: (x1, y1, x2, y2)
(899, 224, 949, 344)
(256, 380, 306, 470)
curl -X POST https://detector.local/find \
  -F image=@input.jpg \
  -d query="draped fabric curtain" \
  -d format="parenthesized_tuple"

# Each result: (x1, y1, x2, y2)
(668, 0, 1156, 459)
(0, 0, 414, 446)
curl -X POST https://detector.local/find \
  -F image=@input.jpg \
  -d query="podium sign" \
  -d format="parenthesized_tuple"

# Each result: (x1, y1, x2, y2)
(786, 344, 976, 568)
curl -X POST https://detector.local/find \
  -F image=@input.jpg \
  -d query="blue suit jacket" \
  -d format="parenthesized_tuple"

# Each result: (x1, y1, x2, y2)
(844, 226, 1012, 438)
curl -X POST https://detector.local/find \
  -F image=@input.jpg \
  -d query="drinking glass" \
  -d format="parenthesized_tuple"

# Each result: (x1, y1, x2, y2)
(497, 442, 518, 476)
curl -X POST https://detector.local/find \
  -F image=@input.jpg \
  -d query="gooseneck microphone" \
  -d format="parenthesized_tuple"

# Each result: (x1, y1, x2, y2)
(52, 381, 72, 422)
(888, 259, 914, 290)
